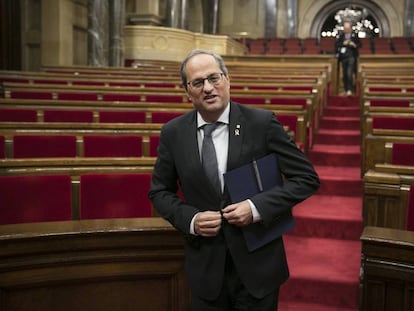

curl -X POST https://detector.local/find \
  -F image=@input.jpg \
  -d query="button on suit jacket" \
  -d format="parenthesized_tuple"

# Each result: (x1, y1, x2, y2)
(149, 101, 320, 300)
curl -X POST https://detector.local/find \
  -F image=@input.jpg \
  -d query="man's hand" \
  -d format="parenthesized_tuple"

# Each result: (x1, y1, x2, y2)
(194, 211, 222, 237)
(222, 200, 253, 227)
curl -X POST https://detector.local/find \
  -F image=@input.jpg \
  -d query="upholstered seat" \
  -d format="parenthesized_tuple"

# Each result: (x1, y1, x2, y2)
(79, 173, 153, 219)
(0, 174, 72, 224)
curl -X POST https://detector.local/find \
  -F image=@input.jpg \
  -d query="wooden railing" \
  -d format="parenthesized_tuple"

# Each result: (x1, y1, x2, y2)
(360, 226, 414, 311)
(0, 218, 191, 311)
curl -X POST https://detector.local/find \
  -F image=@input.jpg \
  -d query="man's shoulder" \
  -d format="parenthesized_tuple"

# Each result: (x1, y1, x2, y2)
(232, 101, 271, 115)
(162, 110, 195, 131)
(231, 101, 273, 122)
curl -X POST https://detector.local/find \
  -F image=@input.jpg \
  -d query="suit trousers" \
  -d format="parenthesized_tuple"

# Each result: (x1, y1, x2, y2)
(340, 56, 356, 93)
(191, 251, 279, 311)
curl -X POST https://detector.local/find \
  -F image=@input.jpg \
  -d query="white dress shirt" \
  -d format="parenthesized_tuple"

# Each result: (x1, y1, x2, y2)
(190, 103, 262, 235)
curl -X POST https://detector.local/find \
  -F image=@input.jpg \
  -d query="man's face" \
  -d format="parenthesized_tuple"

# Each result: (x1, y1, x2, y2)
(344, 22, 352, 34)
(184, 54, 230, 122)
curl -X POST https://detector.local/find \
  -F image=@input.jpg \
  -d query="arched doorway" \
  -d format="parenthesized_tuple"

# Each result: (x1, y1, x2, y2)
(308, 0, 391, 39)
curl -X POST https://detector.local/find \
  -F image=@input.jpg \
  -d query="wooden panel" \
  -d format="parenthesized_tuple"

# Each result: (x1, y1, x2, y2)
(363, 170, 413, 229)
(360, 227, 414, 311)
(0, 218, 190, 311)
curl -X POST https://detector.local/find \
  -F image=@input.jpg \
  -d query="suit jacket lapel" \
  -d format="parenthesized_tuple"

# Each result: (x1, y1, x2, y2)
(181, 110, 202, 172)
(227, 102, 245, 172)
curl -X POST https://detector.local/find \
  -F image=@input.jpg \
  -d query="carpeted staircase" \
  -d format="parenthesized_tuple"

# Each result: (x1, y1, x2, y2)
(278, 95, 363, 311)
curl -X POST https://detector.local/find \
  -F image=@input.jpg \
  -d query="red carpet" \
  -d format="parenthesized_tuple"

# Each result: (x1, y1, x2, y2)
(279, 95, 362, 311)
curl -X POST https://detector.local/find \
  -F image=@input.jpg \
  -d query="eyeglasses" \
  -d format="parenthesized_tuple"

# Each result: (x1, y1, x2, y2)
(187, 73, 225, 90)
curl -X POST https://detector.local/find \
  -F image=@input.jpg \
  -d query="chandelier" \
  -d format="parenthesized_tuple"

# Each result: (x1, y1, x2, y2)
(322, 7, 379, 38)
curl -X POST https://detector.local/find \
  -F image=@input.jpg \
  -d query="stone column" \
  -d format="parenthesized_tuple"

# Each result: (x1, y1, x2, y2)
(202, 0, 219, 34)
(286, 0, 297, 37)
(265, 0, 277, 38)
(109, 0, 125, 66)
(405, 0, 414, 36)
(87, 0, 108, 66)
(166, 0, 180, 28)
(180, 0, 188, 30)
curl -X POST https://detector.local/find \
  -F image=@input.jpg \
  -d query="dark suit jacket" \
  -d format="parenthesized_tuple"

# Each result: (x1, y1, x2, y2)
(335, 32, 361, 61)
(149, 102, 320, 300)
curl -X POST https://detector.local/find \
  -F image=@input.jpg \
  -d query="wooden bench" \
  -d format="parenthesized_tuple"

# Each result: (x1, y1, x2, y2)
(0, 72, 324, 90)
(363, 166, 414, 229)
(0, 218, 190, 311)
(0, 123, 162, 158)
(0, 170, 156, 223)
(360, 226, 414, 311)
(361, 99, 414, 115)
(361, 114, 414, 174)
(363, 133, 414, 175)
(0, 99, 309, 152)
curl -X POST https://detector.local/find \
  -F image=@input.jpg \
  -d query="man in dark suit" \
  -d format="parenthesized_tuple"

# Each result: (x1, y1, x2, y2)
(335, 21, 361, 96)
(148, 49, 320, 310)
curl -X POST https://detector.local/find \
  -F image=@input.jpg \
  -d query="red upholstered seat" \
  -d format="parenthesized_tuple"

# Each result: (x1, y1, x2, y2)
(10, 91, 53, 100)
(0, 77, 30, 83)
(145, 94, 184, 103)
(13, 135, 77, 158)
(231, 96, 266, 105)
(102, 93, 140, 102)
(369, 99, 410, 107)
(407, 184, 414, 231)
(149, 135, 160, 157)
(72, 81, 105, 86)
(368, 87, 403, 92)
(151, 111, 183, 123)
(391, 143, 414, 166)
(33, 79, 67, 85)
(99, 110, 146, 123)
(83, 135, 143, 157)
(79, 173, 153, 219)
(43, 109, 94, 123)
(276, 114, 298, 141)
(0, 174, 72, 225)
(0, 108, 38, 122)
(270, 97, 307, 108)
(108, 81, 141, 87)
(58, 92, 98, 101)
(372, 116, 414, 130)
(0, 135, 5, 158)
(282, 86, 313, 92)
(144, 82, 178, 88)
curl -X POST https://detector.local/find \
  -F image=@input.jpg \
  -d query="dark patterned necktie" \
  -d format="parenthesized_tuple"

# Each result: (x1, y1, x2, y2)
(202, 123, 221, 194)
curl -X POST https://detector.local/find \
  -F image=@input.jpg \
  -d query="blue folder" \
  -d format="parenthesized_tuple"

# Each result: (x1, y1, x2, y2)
(223, 153, 295, 252)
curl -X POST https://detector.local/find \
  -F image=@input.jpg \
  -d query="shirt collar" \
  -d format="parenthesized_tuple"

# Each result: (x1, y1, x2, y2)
(197, 102, 230, 129)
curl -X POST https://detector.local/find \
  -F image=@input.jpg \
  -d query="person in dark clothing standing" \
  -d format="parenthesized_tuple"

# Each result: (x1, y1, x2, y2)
(335, 21, 361, 96)
(148, 49, 320, 310)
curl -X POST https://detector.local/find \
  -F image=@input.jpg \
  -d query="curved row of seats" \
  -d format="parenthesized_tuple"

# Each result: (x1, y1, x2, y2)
(242, 36, 414, 55)
(359, 61, 414, 231)
(0, 60, 330, 225)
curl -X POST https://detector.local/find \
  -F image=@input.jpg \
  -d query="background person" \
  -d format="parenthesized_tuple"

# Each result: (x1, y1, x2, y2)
(148, 49, 320, 310)
(335, 21, 361, 95)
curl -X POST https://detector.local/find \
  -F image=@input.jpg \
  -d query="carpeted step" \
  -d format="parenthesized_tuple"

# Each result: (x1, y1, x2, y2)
(278, 301, 357, 311)
(319, 116, 360, 130)
(315, 129, 360, 145)
(314, 165, 361, 179)
(308, 145, 361, 167)
(291, 194, 363, 240)
(328, 96, 360, 107)
(323, 106, 360, 118)
(280, 236, 360, 309)
(314, 165, 363, 197)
